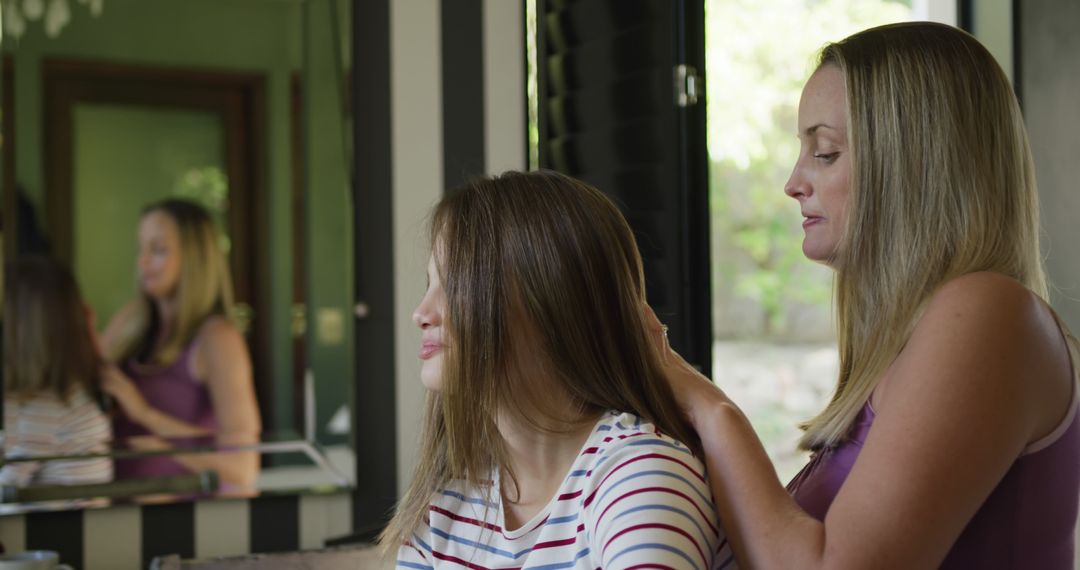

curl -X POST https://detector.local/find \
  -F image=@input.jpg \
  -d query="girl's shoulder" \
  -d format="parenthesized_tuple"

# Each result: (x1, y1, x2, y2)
(592, 411, 696, 455)
(6, 387, 107, 430)
(583, 411, 706, 486)
(582, 412, 727, 569)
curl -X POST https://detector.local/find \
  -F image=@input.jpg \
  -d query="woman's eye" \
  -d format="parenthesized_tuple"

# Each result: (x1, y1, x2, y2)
(813, 152, 839, 164)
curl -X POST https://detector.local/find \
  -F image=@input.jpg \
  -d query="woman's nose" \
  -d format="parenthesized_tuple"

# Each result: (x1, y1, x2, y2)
(784, 166, 811, 199)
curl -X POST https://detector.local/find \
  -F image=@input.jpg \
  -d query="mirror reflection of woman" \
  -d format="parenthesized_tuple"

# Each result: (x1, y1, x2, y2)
(1, 256, 112, 488)
(100, 198, 260, 489)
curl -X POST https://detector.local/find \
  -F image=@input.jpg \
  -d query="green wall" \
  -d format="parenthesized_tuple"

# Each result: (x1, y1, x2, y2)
(4, 0, 353, 445)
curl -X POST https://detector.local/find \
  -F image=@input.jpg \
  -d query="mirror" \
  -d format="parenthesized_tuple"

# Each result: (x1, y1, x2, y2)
(0, 0, 355, 502)
(0, 435, 353, 514)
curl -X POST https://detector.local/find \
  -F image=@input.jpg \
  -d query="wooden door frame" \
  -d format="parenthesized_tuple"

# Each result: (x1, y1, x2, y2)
(42, 58, 274, 432)
(2, 56, 14, 261)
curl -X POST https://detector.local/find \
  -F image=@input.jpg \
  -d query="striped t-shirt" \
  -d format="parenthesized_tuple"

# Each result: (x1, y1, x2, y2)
(0, 388, 113, 487)
(397, 411, 736, 570)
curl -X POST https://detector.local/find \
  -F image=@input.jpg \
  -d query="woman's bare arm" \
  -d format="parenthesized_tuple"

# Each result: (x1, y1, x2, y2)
(104, 316, 262, 487)
(655, 273, 1073, 568)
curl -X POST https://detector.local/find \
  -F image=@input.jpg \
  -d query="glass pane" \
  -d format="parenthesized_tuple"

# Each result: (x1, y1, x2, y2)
(706, 0, 953, 482)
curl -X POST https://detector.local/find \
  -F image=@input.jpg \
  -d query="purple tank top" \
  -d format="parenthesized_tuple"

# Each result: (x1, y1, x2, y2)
(113, 342, 218, 478)
(789, 386, 1080, 568)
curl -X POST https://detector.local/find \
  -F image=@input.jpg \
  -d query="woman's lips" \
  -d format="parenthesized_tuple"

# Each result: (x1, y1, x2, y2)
(802, 216, 824, 228)
(419, 342, 442, 360)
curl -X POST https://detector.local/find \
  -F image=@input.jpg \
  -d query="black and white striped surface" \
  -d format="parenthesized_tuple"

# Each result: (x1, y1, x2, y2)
(0, 492, 350, 569)
(388, 0, 526, 497)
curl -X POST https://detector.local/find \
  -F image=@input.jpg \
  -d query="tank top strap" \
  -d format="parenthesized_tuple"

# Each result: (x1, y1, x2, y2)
(1021, 306, 1080, 455)
(1046, 306, 1080, 383)
(127, 337, 199, 377)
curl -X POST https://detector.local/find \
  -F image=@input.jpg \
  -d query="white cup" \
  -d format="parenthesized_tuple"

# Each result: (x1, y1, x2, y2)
(0, 551, 73, 570)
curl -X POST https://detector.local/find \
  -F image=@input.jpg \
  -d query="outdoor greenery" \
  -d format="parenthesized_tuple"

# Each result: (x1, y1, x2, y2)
(707, 0, 911, 338)
(707, 0, 918, 482)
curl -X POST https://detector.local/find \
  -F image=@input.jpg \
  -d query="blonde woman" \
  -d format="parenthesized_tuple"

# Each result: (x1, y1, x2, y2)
(100, 199, 261, 488)
(654, 22, 1079, 569)
(386, 171, 735, 569)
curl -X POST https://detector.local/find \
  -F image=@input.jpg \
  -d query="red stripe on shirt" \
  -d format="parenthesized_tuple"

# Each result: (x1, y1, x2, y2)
(432, 550, 521, 570)
(558, 489, 583, 501)
(601, 432, 650, 444)
(430, 505, 503, 533)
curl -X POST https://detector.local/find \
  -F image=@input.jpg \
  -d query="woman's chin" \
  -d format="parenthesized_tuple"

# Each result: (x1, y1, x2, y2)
(801, 240, 841, 267)
(420, 372, 443, 392)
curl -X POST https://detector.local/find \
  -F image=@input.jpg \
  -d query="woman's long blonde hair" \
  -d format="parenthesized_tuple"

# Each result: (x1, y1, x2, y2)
(381, 170, 698, 549)
(800, 22, 1046, 450)
(108, 199, 234, 365)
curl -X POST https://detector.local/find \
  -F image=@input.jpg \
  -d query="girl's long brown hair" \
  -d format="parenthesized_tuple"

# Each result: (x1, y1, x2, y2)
(382, 170, 698, 549)
(4, 256, 104, 403)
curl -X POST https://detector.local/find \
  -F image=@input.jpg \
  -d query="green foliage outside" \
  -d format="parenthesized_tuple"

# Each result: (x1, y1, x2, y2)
(707, 0, 912, 338)
(174, 165, 232, 254)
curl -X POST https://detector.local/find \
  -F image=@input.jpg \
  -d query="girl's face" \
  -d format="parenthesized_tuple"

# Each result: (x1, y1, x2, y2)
(413, 255, 447, 391)
(785, 65, 851, 266)
(136, 211, 183, 300)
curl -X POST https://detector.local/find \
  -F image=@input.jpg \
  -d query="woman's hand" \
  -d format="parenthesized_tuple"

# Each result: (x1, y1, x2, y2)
(643, 304, 733, 428)
(101, 365, 151, 425)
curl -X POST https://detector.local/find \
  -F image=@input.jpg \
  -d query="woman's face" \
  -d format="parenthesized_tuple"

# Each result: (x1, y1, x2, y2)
(413, 254, 447, 391)
(137, 210, 183, 300)
(785, 65, 851, 265)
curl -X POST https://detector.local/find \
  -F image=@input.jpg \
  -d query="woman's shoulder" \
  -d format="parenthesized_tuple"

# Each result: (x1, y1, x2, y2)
(193, 315, 247, 354)
(914, 271, 1062, 358)
(883, 271, 1071, 439)
(190, 314, 250, 378)
(928, 271, 1041, 308)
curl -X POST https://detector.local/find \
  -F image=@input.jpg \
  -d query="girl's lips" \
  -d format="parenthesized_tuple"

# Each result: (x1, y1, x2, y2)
(802, 216, 824, 228)
(419, 343, 442, 360)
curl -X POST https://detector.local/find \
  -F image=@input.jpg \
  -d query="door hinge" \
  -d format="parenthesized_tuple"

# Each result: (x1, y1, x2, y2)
(674, 64, 701, 108)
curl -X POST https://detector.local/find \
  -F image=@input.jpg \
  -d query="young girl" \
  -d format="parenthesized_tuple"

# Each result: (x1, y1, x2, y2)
(1, 256, 112, 487)
(655, 22, 1080, 568)
(386, 171, 734, 570)
(100, 198, 260, 488)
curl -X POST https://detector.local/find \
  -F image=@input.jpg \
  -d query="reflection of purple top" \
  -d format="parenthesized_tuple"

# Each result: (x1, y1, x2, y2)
(114, 342, 218, 478)
(789, 389, 1080, 568)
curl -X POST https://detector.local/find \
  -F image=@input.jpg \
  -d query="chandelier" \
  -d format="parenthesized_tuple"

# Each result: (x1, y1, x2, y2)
(2, 0, 104, 40)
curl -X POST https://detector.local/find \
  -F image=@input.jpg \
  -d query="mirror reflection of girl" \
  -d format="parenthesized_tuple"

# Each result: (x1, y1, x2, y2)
(100, 199, 260, 489)
(385, 171, 735, 569)
(1, 256, 112, 487)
